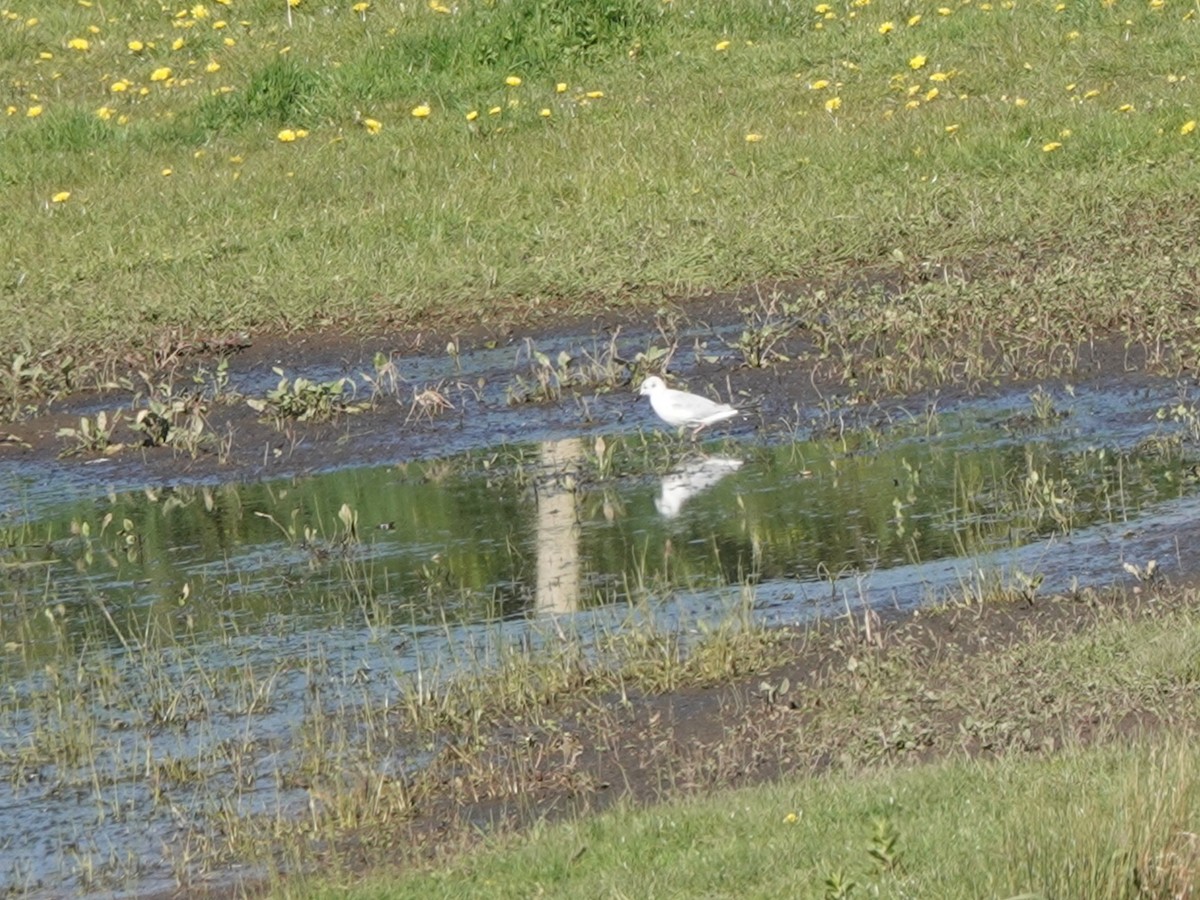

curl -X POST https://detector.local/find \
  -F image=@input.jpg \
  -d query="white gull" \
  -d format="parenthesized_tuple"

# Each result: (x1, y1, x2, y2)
(638, 376, 739, 436)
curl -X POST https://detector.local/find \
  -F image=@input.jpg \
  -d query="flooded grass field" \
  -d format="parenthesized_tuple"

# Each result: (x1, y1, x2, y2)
(2, 334, 1199, 895)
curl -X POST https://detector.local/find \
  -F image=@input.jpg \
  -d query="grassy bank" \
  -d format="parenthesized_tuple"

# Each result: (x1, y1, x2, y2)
(308, 737, 1200, 899)
(290, 588, 1200, 898)
(3, 0, 1200, 391)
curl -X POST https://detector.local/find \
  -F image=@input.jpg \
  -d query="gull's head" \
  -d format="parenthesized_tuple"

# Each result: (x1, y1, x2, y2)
(639, 376, 665, 396)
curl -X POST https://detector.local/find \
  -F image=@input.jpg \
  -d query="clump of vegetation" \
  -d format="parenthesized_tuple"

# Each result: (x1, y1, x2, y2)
(56, 410, 120, 457)
(246, 369, 369, 424)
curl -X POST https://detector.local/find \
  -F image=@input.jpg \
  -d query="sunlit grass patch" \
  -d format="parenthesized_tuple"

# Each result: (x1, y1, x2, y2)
(1, 0, 1199, 388)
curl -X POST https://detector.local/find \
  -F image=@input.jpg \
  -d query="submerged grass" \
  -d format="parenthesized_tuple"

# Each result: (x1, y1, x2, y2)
(3, 0, 1200, 412)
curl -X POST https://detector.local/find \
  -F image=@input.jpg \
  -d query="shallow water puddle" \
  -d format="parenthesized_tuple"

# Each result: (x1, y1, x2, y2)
(0, 380, 1195, 895)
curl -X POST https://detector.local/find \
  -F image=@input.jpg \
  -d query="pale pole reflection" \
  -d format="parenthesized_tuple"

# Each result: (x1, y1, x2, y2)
(535, 437, 584, 616)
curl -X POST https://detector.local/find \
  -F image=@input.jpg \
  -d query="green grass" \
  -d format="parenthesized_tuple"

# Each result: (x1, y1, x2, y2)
(299, 738, 1200, 899)
(2, 0, 1199, 388)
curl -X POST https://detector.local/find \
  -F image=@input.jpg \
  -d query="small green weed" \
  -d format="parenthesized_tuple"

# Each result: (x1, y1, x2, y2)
(730, 289, 802, 368)
(56, 411, 120, 457)
(246, 369, 369, 423)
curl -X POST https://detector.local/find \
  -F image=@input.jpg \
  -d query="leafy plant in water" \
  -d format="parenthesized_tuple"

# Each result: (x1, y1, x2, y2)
(730, 288, 802, 368)
(247, 368, 368, 423)
(131, 395, 211, 456)
(192, 357, 239, 404)
(361, 351, 403, 400)
(57, 410, 120, 457)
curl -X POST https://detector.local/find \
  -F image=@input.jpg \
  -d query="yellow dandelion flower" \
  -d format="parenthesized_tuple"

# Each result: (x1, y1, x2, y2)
(1118, 103, 1134, 112)
(95, 106, 114, 120)
(172, 37, 185, 50)
(585, 90, 605, 99)
(428, 0, 451, 12)
(814, 3, 832, 12)
(192, 3, 209, 17)
(68, 38, 89, 51)
(878, 21, 894, 33)
(363, 117, 382, 133)
(1013, 96, 1029, 107)
(117, 114, 130, 124)
(539, 108, 551, 118)
(937, 6, 952, 14)
(1059, 128, 1072, 138)
(205, 60, 220, 73)
(51, 191, 70, 203)
(908, 13, 922, 25)
(277, 128, 297, 142)
(295, 128, 309, 138)
(929, 71, 950, 82)
(825, 96, 842, 112)
(128, 40, 144, 52)
(213, 19, 227, 28)
(1042, 141, 1062, 152)
(1066, 30, 1080, 39)
(26, 105, 43, 117)
(411, 103, 431, 118)
(944, 123, 960, 133)
(505, 75, 522, 87)
(556, 82, 568, 93)
(161, 167, 173, 176)
(1181, 120, 1197, 134)
(353, 2, 371, 11)
(783, 812, 799, 824)
(905, 99, 920, 109)
(909, 54, 927, 69)
(714, 40, 731, 51)
(810, 79, 830, 90)
(150, 67, 172, 81)
(1083, 89, 1100, 99)
(745, 132, 763, 142)
(223, 36, 235, 46)
(38, 51, 52, 60)
(488, 106, 502, 115)
(4, 106, 15, 116)
(288, 0, 301, 7)
(466, 109, 479, 121)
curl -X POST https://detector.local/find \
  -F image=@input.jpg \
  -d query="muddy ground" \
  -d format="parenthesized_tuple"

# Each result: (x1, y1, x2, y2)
(3, 295, 1197, 896)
